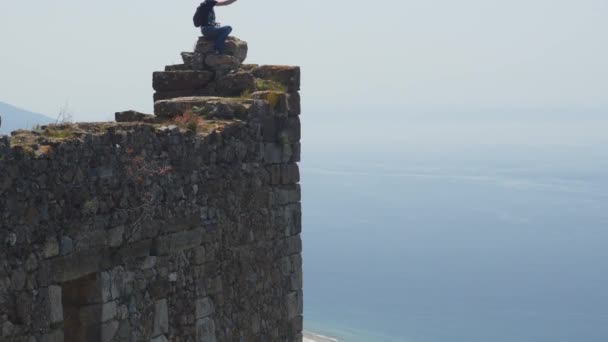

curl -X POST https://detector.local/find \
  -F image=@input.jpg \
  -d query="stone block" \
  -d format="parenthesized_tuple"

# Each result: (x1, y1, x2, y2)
(42, 237, 60, 259)
(115, 111, 155, 123)
(151, 335, 169, 342)
(263, 143, 283, 164)
(290, 271, 303, 291)
(101, 300, 118, 322)
(285, 291, 303, 320)
(193, 246, 206, 265)
(285, 235, 302, 255)
(153, 71, 214, 92)
(48, 285, 63, 324)
(281, 164, 300, 185)
(195, 317, 217, 342)
(281, 117, 301, 143)
(154, 88, 209, 102)
(254, 65, 300, 92)
(282, 143, 294, 163)
(195, 36, 248, 63)
(153, 299, 169, 336)
(10, 268, 26, 291)
(101, 320, 119, 342)
(154, 96, 249, 119)
(205, 54, 240, 72)
(195, 297, 215, 319)
(290, 143, 301, 163)
(141, 256, 157, 270)
(216, 71, 255, 96)
(268, 164, 282, 185)
(284, 203, 302, 237)
(290, 316, 304, 336)
(273, 185, 301, 206)
(260, 116, 280, 142)
(280, 257, 293, 275)
(107, 225, 124, 247)
(153, 228, 204, 256)
(287, 92, 301, 116)
(113, 239, 152, 262)
(181, 52, 206, 70)
(100, 271, 113, 302)
(251, 91, 289, 115)
(165, 64, 190, 71)
(40, 249, 108, 284)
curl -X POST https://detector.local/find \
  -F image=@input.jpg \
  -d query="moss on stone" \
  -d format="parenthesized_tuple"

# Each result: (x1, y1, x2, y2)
(44, 126, 74, 139)
(254, 79, 287, 92)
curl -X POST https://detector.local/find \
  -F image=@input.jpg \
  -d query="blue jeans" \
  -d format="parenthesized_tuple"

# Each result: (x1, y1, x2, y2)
(201, 25, 233, 53)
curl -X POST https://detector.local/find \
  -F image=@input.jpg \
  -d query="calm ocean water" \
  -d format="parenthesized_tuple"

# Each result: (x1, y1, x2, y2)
(302, 141, 608, 342)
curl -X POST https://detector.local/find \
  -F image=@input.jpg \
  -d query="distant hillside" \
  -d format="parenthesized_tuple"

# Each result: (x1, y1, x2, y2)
(0, 101, 54, 135)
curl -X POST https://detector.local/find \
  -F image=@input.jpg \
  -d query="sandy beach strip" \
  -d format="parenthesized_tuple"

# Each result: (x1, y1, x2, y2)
(303, 331, 341, 342)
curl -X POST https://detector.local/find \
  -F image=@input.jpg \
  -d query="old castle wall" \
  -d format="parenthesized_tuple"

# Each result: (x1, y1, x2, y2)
(0, 36, 302, 342)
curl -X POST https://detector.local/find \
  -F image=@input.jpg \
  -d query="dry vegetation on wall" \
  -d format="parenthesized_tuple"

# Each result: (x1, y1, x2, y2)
(170, 110, 205, 133)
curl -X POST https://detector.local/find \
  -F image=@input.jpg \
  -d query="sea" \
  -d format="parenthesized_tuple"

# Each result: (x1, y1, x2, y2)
(301, 112, 608, 342)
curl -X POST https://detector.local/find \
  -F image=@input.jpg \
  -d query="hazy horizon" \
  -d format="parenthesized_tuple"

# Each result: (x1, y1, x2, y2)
(1, 0, 607, 125)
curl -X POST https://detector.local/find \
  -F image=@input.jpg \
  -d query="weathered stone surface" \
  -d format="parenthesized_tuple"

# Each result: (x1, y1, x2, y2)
(286, 291, 303, 320)
(251, 91, 289, 115)
(10, 268, 26, 290)
(195, 36, 248, 63)
(282, 164, 300, 184)
(48, 285, 63, 324)
(165, 64, 190, 71)
(153, 228, 204, 255)
(153, 88, 207, 102)
(153, 299, 169, 336)
(287, 92, 301, 116)
(196, 317, 217, 342)
(100, 271, 113, 302)
(60, 236, 74, 255)
(205, 54, 240, 72)
(107, 225, 125, 247)
(195, 297, 215, 319)
(42, 237, 60, 259)
(40, 249, 108, 284)
(101, 300, 118, 322)
(153, 71, 214, 92)
(253, 65, 301, 92)
(181, 52, 206, 71)
(154, 96, 251, 119)
(101, 320, 119, 342)
(115, 110, 155, 123)
(216, 71, 255, 96)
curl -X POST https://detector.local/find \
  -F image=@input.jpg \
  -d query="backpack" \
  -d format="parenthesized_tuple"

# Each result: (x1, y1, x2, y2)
(193, 4, 205, 28)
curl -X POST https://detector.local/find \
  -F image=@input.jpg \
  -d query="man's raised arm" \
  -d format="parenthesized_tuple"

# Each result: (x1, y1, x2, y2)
(216, 0, 238, 6)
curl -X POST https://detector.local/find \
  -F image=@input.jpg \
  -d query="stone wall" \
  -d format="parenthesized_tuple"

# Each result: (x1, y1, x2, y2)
(0, 36, 302, 342)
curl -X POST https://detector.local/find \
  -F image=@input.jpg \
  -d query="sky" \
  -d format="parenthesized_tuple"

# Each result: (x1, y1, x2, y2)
(0, 0, 607, 124)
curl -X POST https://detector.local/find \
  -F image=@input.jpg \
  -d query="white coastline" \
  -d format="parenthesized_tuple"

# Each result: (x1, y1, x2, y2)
(303, 331, 341, 342)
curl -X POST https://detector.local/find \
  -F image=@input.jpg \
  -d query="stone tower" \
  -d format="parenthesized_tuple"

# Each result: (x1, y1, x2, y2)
(0, 36, 302, 342)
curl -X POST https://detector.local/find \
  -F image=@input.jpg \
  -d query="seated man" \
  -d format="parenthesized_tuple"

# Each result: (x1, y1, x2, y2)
(194, 0, 239, 54)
